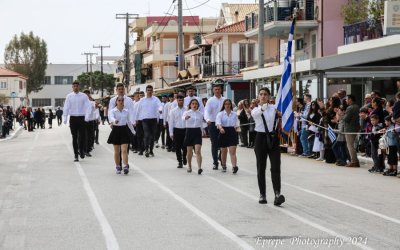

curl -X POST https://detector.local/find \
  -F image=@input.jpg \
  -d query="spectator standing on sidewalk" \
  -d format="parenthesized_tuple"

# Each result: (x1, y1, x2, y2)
(56, 107, 63, 126)
(368, 114, 384, 173)
(343, 94, 360, 168)
(382, 115, 398, 176)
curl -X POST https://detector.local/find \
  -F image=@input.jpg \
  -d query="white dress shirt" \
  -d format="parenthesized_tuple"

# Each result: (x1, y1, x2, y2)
(184, 96, 204, 113)
(169, 106, 187, 136)
(136, 96, 162, 120)
(108, 95, 135, 124)
(85, 101, 97, 121)
(159, 102, 166, 119)
(63, 92, 91, 121)
(251, 104, 277, 133)
(182, 109, 204, 128)
(204, 96, 225, 123)
(216, 110, 240, 128)
(163, 102, 172, 125)
(109, 107, 135, 134)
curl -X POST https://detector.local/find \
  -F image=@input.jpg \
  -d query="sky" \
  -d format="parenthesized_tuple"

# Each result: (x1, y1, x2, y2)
(0, 0, 253, 64)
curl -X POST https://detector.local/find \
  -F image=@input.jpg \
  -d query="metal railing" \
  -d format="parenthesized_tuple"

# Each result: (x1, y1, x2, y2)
(343, 19, 383, 45)
(245, 0, 317, 32)
(201, 62, 247, 77)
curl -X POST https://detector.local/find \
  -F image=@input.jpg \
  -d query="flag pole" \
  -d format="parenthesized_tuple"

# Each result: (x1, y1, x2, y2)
(291, 9, 298, 147)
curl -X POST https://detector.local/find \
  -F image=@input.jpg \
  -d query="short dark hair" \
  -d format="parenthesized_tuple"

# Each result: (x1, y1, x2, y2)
(370, 114, 379, 120)
(116, 83, 124, 89)
(72, 81, 80, 85)
(258, 87, 271, 95)
(359, 108, 368, 113)
(146, 85, 153, 90)
(304, 94, 312, 100)
(176, 95, 184, 100)
(186, 86, 195, 90)
(347, 94, 356, 102)
(139, 91, 145, 95)
(384, 115, 393, 122)
(212, 84, 223, 90)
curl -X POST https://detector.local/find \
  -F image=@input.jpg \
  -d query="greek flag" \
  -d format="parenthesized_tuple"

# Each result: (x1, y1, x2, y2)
(276, 20, 295, 133)
(328, 125, 337, 143)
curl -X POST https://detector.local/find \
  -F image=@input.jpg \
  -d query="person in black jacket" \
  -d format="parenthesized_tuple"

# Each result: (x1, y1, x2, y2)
(238, 100, 250, 147)
(56, 107, 63, 126)
(48, 109, 54, 129)
(306, 101, 321, 158)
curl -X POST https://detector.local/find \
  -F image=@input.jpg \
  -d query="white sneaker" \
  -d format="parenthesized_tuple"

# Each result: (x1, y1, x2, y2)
(316, 158, 324, 161)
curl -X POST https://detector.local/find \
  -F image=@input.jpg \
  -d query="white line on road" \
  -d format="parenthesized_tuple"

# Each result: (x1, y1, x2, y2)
(205, 175, 374, 250)
(100, 143, 254, 250)
(64, 141, 120, 250)
(238, 167, 400, 226)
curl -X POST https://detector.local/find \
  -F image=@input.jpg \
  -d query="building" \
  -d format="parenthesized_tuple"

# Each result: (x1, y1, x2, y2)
(129, 16, 217, 93)
(0, 67, 28, 110)
(28, 63, 117, 108)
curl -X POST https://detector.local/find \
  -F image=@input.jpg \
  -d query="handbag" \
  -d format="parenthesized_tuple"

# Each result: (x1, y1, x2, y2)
(261, 113, 274, 150)
(378, 133, 388, 151)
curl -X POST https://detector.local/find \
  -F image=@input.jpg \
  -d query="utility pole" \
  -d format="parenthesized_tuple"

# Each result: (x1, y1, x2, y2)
(178, 0, 184, 71)
(116, 13, 139, 89)
(93, 45, 110, 98)
(82, 52, 98, 91)
(258, 0, 264, 69)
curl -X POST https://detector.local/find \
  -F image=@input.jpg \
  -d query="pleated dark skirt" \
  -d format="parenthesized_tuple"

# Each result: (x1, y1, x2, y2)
(218, 127, 238, 148)
(184, 127, 202, 146)
(107, 125, 131, 145)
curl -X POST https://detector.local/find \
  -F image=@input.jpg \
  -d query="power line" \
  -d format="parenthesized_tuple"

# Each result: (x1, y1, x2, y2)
(182, 0, 211, 10)
(93, 45, 111, 98)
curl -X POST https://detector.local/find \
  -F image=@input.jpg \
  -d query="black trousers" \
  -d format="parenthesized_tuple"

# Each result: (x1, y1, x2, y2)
(155, 119, 165, 145)
(165, 122, 173, 149)
(254, 132, 281, 196)
(85, 121, 95, 152)
(142, 118, 158, 151)
(69, 116, 86, 156)
(208, 122, 219, 166)
(174, 128, 187, 164)
(240, 125, 249, 145)
(136, 121, 144, 152)
(94, 121, 99, 143)
(57, 116, 62, 126)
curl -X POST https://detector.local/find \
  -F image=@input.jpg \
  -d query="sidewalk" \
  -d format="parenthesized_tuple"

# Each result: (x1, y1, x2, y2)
(0, 123, 24, 142)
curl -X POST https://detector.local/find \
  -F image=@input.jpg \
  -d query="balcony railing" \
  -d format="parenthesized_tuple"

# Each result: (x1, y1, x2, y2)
(201, 62, 247, 77)
(343, 19, 383, 45)
(245, 0, 316, 32)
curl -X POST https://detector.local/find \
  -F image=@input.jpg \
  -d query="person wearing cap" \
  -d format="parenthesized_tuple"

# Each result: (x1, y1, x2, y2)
(204, 84, 225, 170)
(251, 87, 285, 206)
(63, 81, 92, 162)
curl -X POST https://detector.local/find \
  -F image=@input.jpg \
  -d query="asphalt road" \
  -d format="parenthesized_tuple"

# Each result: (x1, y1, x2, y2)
(0, 124, 399, 250)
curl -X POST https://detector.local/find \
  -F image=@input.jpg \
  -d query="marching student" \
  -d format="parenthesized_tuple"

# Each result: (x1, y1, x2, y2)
(84, 89, 97, 157)
(155, 95, 167, 148)
(136, 85, 162, 157)
(63, 81, 91, 162)
(108, 96, 135, 175)
(216, 99, 240, 174)
(204, 84, 225, 170)
(134, 91, 145, 155)
(251, 87, 285, 206)
(169, 95, 187, 168)
(183, 99, 205, 174)
(184, 86, 204, 113)
(163, 93, 175, 151)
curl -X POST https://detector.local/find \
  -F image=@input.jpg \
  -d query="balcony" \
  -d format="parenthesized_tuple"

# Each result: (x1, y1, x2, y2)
(130, 17, 147, 32)
(130, 40, 146, 53)
(244, 0, 318, 38)
(143, 50, 176, 64)
(201, 62, 247, 78)
(343, 19, 383, 45)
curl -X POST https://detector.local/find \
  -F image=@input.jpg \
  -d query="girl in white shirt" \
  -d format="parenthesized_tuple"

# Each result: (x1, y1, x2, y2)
(107, 97, 135, 175)
(216, 99, 240, 174)
(182, 99, 205, 174)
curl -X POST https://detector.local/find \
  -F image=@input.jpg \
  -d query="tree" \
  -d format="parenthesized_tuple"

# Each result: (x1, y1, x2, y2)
(0, 94, 9, 105)
(4, 32, 48, 94)
(77, 71, 116, 95)
(341, 0, 369, 25)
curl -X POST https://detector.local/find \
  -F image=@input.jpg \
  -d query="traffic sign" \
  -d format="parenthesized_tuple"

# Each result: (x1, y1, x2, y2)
(10, 91, 17, 98)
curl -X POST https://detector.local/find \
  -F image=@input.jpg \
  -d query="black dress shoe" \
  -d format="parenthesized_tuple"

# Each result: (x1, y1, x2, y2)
(274, 195, 285, 206)
(183, 159, 187, 165)
(138, 151, 143, 156)
(212, 165, 218, 170)
(145, 151, 150, 158)
(259, 195, 267, 204)
(198, 169, 203, 175)
(233, 166, 239, 174)
(85, 152, 92, 157)
(149, 151, 154, 157)
(74, 155, 79, 162)
(177, 163, 183, 168)
(80, 153, 85, 159)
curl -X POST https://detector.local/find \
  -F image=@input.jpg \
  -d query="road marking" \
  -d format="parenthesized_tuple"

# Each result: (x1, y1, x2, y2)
(205, 175, 374, 250)
(100, 143, 254, 250)
(63, 140, 119, 250)
(237, 167, 400, 226)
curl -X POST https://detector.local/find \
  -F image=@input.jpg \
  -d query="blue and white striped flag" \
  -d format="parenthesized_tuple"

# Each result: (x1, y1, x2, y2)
(276, 20, 295, 133)
(328, 125, 337, 143)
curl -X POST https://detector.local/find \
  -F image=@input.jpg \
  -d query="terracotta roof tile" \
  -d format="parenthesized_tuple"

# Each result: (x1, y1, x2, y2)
(0, 67, 28, 79)
(215, 20, 245, 33)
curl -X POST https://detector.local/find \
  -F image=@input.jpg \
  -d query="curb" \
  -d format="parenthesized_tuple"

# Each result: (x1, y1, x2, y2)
(0, 126, 24, 142)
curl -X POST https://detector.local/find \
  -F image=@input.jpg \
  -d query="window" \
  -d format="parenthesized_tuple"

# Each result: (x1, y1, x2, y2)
(0, 79, 7, 89)
(54, 76, 73, 85)
(32, 98, 51, 107)
(311, 34, 317, 58)
(247, 43, 255, 63)
(19, 80, 23, 90)
(44, 76, 51, 85)
(55, 98, 65, 107)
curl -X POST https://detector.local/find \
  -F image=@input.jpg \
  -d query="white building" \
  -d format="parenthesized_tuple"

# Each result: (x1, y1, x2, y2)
(0, 67, 28, 110)
(29, 63, 117, 108)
